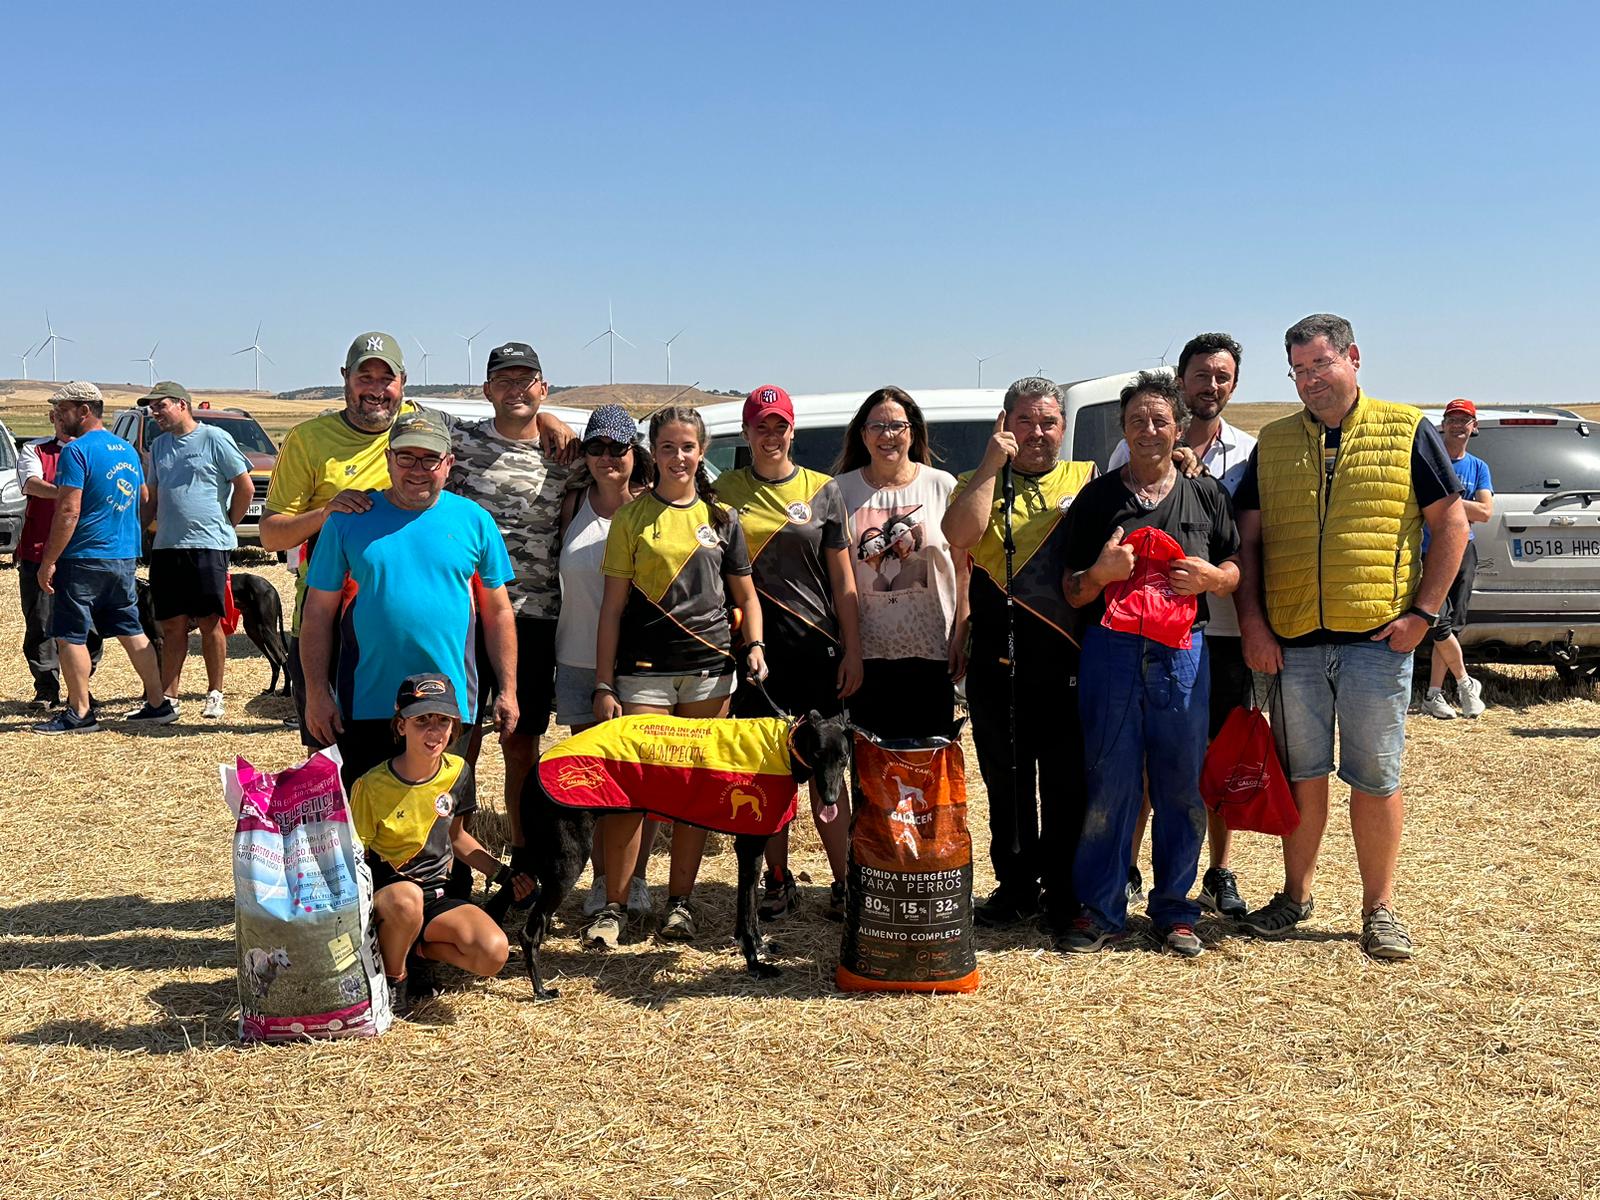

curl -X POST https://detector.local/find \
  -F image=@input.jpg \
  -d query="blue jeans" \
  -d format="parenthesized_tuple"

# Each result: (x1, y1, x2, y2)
(1074, 625, 1209, 931)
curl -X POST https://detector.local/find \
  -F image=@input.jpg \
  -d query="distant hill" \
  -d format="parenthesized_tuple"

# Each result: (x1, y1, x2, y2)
(273, 382, 744, 415)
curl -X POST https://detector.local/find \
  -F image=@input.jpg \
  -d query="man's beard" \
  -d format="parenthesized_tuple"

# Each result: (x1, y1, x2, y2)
(346, 391, 400, 433)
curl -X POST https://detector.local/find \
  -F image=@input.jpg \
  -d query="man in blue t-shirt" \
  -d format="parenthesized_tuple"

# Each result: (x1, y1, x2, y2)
(299, 408, 518, 790)
(33, 382, 176, 734)
(1420, 399, 1495, 720)
(141, 381, 254, 720)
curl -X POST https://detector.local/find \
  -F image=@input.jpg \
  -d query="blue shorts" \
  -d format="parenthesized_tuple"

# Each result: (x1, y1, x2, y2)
(48, 558, 144, 644)
(1269, 641, 1414, 797)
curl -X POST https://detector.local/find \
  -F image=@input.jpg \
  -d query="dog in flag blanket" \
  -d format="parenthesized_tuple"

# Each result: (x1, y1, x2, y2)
(484, 710, 851, 999)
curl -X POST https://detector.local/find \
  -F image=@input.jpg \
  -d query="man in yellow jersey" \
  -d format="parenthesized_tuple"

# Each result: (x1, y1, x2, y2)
(263, 331, 571, 743)
(943, 377, 1096, 933)
(1234, 314, 1468, 960)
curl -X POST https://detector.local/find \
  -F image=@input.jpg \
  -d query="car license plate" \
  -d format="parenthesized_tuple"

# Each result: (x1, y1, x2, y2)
(245, 502, 263, 518)
(1512, 536, 1600, 560)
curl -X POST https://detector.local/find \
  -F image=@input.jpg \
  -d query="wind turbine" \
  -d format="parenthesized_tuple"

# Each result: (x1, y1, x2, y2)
(584, 301, 633, 386)
(458, 324, 490, 383)
(232, 322, 274, 391)
(414, 337, 433, 386)
(1143, 335, 1178, 370)
(38, 312, 74, 381)
(658, 328, 685, 384)
(133, 341, 160, 387)
(975, 351, 1000, 388)
(13, 342, 39, 381)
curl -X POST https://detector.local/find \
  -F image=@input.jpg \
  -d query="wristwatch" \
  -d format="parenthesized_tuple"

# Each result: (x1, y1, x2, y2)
(1407, 604, 1439, 624)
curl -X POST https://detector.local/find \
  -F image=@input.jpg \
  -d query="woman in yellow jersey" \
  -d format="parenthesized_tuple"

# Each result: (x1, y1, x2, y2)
(591, 406, 766, 945)
(349, 673, 533, 1017)
(717, 385, 863, 922)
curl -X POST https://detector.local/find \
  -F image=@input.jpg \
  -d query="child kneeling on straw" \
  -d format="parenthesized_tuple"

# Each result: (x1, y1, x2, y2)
(349, 673, 534, 1016)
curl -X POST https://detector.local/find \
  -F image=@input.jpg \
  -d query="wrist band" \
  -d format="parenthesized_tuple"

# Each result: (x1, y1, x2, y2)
(1407, 604, 1439, 624)
(592, 682, 618, 697)
(745, 641, 766, 651)
(491, 862, 513, 888)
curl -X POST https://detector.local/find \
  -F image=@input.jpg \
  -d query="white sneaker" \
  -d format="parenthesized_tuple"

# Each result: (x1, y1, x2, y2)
(582, 874, 607, 916)
(1421, 690, 1457, 720)
(202, 690, 225, 720)
(1457, 676, 1487, 719)
(627, 876, 652, 915)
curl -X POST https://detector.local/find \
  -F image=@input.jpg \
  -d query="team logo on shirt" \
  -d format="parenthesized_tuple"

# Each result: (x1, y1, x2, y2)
(695, 523, 719, 548)
(434, 793, 453, 817)
(1057, 495, 1073, 514)
(785, 500, 812, 525)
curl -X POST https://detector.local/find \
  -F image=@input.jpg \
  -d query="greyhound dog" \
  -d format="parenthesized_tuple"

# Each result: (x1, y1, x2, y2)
(484, 710, 852, 1000)
(136, 572, 292, 695)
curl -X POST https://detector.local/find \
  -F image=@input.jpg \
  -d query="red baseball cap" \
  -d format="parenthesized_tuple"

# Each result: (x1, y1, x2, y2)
(1443, 398, 1477, 419)
(743, 385, 795, 427)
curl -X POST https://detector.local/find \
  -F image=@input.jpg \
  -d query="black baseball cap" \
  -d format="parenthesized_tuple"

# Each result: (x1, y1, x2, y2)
(485, 341, 542, 379)
(394, 673, 461, 719)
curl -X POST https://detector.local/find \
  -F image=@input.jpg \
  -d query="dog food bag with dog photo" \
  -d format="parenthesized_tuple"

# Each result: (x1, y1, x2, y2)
(838, 735, 980, 993)
(224, 748, 392, 1042)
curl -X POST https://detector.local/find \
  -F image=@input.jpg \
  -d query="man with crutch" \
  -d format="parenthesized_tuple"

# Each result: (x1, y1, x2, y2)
(943, 377, 1097, 932)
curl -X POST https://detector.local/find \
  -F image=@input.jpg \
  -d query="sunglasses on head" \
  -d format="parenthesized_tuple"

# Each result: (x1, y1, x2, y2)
(583, 437, 633, 457)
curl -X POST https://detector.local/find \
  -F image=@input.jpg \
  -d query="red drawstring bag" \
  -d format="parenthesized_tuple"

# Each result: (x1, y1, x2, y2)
(1200, 702, 1299, 836)
(1100, 526, 1197, 650)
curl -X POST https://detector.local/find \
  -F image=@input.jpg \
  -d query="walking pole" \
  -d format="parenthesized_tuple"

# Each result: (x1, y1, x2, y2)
(1001, 460, 1021, 856)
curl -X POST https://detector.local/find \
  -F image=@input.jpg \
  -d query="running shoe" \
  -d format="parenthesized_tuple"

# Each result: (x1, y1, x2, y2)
(974, 883, 1041, 928)
(1360, 905, 1414, 961)
(1457, 676, 1487, 719)
(1420, 690, 1457, 720)
(582, 874, 608, 916)
(1199, 866, 1248, 918)
(202, 690, 225, 720)
(1161, 924, 1204, 957)
(826, 879, 847, 922)
(163, 695, 183, 715)
(32, 707, 101, 736)
(1057, 917, 1126, 954)
(1241, 891, 1315, 937)
(583, 903, 626, 950)
(1126, 865, 1146, 909)
(626, 876, 653, 916)
(758, 868, 799, 922)
(657, 895, 697, 942)
(125, 699, 179, 725)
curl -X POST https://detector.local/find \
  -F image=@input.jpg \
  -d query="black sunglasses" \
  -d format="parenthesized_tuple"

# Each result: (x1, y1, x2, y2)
(583, 438, 634, 457)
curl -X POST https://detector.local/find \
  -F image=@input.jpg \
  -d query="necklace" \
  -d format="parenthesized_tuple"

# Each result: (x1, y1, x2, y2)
(1123, 465, 1176, 510)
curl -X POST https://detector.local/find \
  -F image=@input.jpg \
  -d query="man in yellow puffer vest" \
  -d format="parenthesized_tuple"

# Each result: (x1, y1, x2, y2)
(1233, 314, 1468, 961)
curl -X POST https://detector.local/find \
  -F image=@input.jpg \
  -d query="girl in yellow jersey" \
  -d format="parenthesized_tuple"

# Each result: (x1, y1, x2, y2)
(591, 406, 766, 945)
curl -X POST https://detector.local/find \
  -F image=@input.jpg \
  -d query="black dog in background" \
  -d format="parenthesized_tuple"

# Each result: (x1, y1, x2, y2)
(483, 711, 853, 1000)
(135, 573, 292, 696)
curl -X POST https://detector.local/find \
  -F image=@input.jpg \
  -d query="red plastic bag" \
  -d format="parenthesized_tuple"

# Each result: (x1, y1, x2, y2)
(1100, 526, 1197, 650)
(1200, 704, 1300, 836)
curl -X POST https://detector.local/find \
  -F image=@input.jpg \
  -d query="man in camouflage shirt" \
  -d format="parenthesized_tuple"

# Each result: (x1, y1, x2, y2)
(447, 341, 573, 836)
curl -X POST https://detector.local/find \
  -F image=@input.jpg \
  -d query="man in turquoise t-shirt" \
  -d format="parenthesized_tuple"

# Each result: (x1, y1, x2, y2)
(299, 409, 518, 788)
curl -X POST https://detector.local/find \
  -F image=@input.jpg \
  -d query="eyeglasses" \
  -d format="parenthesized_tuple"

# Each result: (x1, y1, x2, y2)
(392, 451, 448, 471)
(1287, 356, 1344, 383)
(865, 420, 912, 436)
(583, 438, 633, 458)
(489, 374, 542, 394)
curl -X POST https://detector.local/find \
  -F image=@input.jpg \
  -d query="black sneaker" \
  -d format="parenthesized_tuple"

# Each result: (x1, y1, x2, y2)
(1199, 866, 1248, 918)
(32, 707, 101, 735)
(826, 879, 846, 922)
(757, 869, 799, 922)
(124, 698, 178, 725)
(387, 975, 413, 1020)
(1241, 891, 1315, 938)
(1126, 865, 1146, 909)
(974, 884, 1041, 928)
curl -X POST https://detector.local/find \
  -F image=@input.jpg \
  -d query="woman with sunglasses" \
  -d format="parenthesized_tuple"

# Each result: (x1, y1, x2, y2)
(553, 406, 661, 939)
(831, 387, 968, 742)
(716, 385, 863, 922)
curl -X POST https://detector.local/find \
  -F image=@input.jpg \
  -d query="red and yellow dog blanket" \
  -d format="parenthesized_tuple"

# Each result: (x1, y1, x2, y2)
(538, 714, 800, 836)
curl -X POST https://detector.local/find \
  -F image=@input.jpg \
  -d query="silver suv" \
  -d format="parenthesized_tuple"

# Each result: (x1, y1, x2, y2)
(1458, 409, 1600, 682)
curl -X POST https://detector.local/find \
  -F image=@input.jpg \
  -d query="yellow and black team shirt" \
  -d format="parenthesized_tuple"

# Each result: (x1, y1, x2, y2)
(349, 753, 477, 891)
(953, 460, 1097, 664)
(714, 466, 851, 648)
(603, 493, 752, 676)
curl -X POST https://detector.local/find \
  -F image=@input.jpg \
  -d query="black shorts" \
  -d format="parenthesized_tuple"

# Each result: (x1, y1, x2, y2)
(846, 657, 957, 743)
(371, 863, 473, 939)
(731, 635, 843, 720)
(476, 615, 557, 738)
(149, 548, 229, 621)
(1205, 634, 1252, 740)
(1431, 540, 1479, 642)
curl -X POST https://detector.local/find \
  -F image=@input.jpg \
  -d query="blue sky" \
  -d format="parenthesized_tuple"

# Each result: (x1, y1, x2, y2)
(5, 2, 1598, 404)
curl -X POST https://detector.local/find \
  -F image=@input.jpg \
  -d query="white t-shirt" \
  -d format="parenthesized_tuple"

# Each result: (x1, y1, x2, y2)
(834, 465, 960, 662)
(1109, 415, 1257, 637)
(555, 492, 611, 669)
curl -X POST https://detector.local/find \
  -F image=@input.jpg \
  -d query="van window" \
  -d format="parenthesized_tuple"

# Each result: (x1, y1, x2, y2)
(1073, 400, 1124, 471)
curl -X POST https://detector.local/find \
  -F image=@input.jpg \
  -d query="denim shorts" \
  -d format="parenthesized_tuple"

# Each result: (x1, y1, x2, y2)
(554, 663, 597, 728)
(1269, 640, 1414, 797)
(617, 669, 736, 708)
(48, 558, 144, 644)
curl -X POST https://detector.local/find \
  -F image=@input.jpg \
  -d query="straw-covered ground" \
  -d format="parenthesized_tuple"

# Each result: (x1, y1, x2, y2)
(1, 560, 1597, 1200)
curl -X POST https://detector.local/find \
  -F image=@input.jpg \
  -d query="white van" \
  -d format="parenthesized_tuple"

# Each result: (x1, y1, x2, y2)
(420, 395, 593, 433)
(699, 371, 1159, 478)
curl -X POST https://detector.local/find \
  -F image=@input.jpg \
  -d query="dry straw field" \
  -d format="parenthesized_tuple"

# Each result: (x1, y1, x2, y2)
(1, 563, 1599, 1199)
